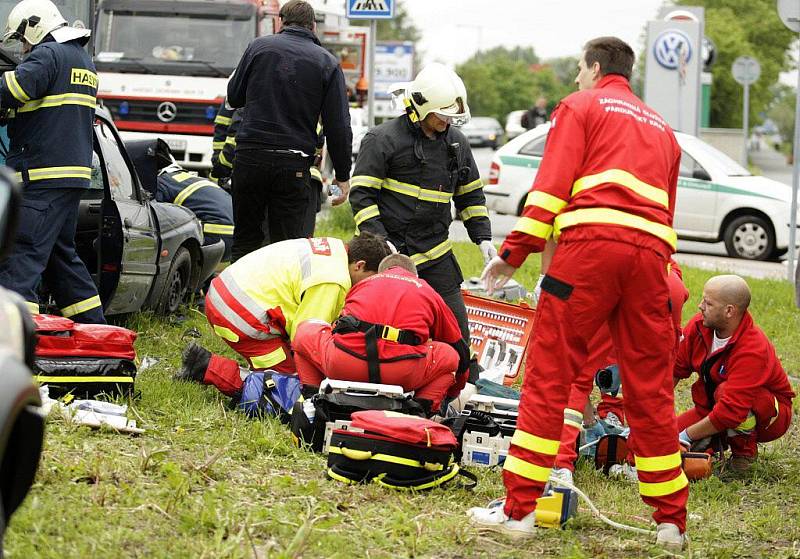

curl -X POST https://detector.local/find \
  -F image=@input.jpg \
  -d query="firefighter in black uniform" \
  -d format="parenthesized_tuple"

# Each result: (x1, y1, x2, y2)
(210, 99, 238, 188)
(128, 139, 234, 269)
(350, 63, 495, 384)
(226, 0, 352, 260)
(211, 97, 327, 237)
(0, 0, 105, 323)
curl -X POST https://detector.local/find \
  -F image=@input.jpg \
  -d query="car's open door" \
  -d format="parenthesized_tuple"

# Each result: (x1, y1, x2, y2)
(94, 115, 159, 315)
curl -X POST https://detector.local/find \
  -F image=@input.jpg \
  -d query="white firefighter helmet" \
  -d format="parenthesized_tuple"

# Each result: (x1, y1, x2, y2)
(390, 63, 471, 126)
(3, 0, 89, 46)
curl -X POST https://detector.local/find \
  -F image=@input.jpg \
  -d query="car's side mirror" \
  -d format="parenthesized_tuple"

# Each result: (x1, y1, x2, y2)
(692, 168, 711, 181)
(0, 166, 21, 261)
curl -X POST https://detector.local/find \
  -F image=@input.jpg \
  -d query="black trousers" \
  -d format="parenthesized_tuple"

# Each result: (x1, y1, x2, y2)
(231, 150, 319, 262)
(0, 188, 105, 323)
(417, 252, 480, 383)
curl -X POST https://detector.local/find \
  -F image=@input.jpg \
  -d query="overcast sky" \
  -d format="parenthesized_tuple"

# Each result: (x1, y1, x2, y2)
(403, 0, 666, 66)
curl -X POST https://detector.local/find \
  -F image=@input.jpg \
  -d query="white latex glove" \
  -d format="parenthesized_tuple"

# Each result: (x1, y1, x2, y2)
(532, 274, 545, 305)
(480, 255, 517, 295)
(479, 240, 498, 265)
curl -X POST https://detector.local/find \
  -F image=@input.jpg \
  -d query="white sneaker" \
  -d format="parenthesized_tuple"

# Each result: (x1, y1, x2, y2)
(656, 522, 687, 550)
(550, 467, 573, 486)
(467, 501, 536, 539)
(608, 463, 638, 482)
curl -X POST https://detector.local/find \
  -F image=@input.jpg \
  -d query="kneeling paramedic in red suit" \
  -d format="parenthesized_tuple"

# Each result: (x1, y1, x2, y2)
(175, 234, 391, 398)
(674, 274, 795, 472)
(553, 259, 689, 483)
(470, 37, 688, 549)
(292, 254, 471, 413)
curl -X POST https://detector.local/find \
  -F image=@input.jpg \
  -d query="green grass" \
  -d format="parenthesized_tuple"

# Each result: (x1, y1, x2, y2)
(6, 216, 800, 558)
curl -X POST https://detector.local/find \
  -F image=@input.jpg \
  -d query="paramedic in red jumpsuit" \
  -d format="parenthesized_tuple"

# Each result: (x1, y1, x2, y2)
(554, 260, 689, 474)
(471, 37, 688, 549)
(292, 254, 471, 412)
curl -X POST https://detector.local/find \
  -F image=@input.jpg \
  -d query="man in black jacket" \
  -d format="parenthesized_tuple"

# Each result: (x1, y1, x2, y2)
(227, 0, 352, 261)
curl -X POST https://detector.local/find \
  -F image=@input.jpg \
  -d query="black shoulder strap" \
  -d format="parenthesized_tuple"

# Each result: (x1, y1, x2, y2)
(700, 351, 726, 407)
(365, 324, 381, 384)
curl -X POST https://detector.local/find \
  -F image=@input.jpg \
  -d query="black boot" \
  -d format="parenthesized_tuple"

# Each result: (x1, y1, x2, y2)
(174, 342, 211, 382)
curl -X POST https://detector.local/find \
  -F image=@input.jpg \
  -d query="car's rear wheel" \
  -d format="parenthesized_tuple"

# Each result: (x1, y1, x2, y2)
(723, 215, 775, 261)
(158, 247, 192, 314)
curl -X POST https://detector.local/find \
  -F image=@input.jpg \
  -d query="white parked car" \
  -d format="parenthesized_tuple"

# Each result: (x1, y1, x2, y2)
(484, 124, 798, 260)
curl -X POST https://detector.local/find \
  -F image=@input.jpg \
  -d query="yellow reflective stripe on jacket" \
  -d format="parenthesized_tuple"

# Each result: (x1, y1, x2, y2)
(219, 151, 232, 169)
(554, 208, 677, 250)
(563, 408, 583, 430)
(634, 452, 682, 473)
(224, 136, 236, 146)
(410, 239, 452, 266)
(171, 171, 195, 183)
(351, 175, 382, 189)
(212, 141, 224, 150)
(61, 295, 102, 318)
(456, 178, 483, 196)
(35, 375, 134, 384)
(736, 413, 757, 432)
(354, 204, 380, 226)
(15, 166, 92, 182)
(4, 71, 30, 103)
(174, 180, 218, 206)
(203, 223, 234, 235)
(384, 178, 452, 204)
(638, 471, 688, 497)
(510, 430, 560, 455)
(17, 92, 96, 113)
(310, 167, 322, 182)
(214, 115, 232, 126)
(250, 346, 287, 369)
(459, 205, 489, 221)
(213, 325, 239, 343)
(25, 301, 39, 314)
(572, 169, 669, 209)
(503, 455, 551, 483)
(525, 190, 568, 214)
(512, 216, 553, 240)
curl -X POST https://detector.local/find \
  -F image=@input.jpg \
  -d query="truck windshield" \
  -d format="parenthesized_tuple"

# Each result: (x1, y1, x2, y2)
(95, 4, 254, 76)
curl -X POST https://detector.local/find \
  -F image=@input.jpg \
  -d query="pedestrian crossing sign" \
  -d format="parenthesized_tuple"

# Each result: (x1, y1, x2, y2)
(347, 0, 394, 19)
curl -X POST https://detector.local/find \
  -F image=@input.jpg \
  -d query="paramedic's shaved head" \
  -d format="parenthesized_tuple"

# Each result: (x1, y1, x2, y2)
(378, 254, 417, 275)
(699, 274, 751, 336)
(707, 275, 751, 312)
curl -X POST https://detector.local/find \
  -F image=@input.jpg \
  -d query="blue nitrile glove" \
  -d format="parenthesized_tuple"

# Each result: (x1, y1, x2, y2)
(679, 428, 693, 448)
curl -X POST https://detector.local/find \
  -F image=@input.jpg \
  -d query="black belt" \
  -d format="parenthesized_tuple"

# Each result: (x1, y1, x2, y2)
(332, 315, 423, 384)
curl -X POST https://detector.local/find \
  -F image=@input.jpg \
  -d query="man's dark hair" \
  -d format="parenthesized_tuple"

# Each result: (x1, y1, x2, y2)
(279, 0, 315, 31)
(348, 232, 391, 271)
(583, 36, 635, 80)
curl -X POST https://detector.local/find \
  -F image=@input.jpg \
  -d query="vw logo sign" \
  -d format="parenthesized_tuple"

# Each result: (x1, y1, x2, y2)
(156, 101, 177, 122)
(653, 30, 692, 70)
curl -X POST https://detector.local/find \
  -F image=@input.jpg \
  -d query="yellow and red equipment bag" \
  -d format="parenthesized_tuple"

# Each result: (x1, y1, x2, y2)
(326, 410, 476, 490)
(32, 314, 137, 398)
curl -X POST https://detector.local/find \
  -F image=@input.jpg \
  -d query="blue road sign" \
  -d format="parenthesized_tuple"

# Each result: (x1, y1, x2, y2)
(347, 0, 394, 19)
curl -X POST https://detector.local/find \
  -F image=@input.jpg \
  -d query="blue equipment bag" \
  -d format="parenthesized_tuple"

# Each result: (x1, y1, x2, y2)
(237, 371, 300, 422)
